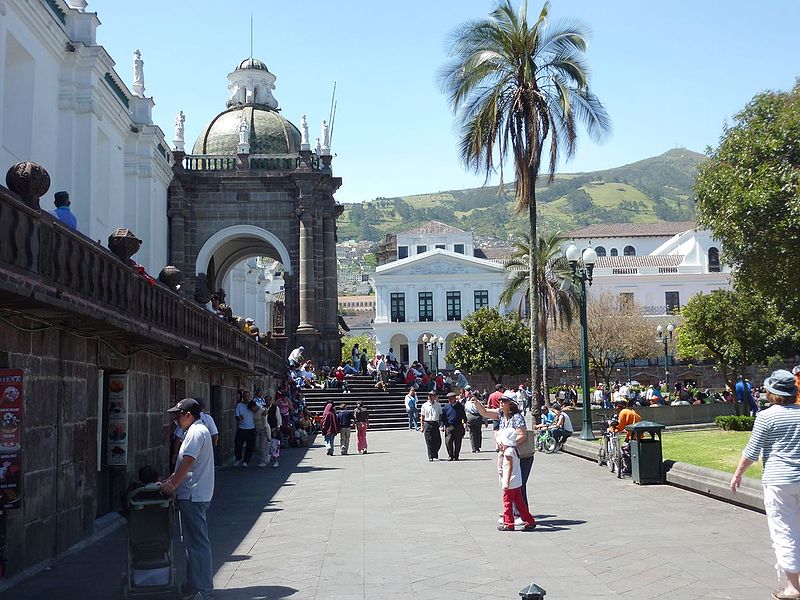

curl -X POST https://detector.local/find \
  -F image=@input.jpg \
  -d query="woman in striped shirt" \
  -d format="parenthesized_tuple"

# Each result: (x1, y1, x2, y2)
(731, 369, 800, 600)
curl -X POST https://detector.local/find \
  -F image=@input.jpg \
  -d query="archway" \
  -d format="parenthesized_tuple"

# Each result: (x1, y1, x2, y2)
(389, 333, 410, 365)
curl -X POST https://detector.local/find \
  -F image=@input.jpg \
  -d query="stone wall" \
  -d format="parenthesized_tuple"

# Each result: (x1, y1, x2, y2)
(0, 321, 258, 577)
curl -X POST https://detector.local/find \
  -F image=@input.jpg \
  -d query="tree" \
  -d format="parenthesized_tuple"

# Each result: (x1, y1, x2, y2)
(548, 293, 657, 390)
(341, 335, 375, 365)
(695, 82, 800, 323)
(499, 231, 577, 402)
(445, 307, 530, 384)
(441, 0, 611, 407)
(676, 288, 796, 415)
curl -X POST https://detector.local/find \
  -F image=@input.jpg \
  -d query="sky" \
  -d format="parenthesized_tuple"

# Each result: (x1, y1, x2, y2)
(90, 0, 800, 204)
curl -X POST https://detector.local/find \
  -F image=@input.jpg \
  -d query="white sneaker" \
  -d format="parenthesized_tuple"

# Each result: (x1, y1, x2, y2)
(272, 461, 279, 468)
(258, 462, 267, 468)
(514, 517, 525, 527)
(242, 462, 248, 468)
(233, 460, 241, 467)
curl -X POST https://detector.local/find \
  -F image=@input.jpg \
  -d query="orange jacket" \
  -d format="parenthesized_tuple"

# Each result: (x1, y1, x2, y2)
(615, 408, 642, 439)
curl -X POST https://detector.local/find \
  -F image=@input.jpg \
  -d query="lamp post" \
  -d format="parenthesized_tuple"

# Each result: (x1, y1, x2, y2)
(565, 241, 597, 440)
(656, 323, 674, 400)
(423, 334, 434, 371)
(431, 334, 440, 370)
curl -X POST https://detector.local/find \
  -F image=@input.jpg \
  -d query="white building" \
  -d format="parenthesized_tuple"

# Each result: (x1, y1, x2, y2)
(0, 0, 173, 275)
(373, 222, 511, 370)
(567, 221, 731, 314)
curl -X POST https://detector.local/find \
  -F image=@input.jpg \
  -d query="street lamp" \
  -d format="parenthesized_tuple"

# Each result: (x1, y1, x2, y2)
(565, 241, 597, 440)
(656, 323, 675, 400)
(422, 334, 434, 371)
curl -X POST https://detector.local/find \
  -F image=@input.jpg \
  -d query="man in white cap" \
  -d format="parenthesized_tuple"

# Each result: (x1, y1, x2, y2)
(162, 398, 215, 600)
(420, 390, 443, 461)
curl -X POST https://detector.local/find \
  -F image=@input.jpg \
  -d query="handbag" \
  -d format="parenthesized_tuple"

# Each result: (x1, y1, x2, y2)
(517, 428, 536, 458)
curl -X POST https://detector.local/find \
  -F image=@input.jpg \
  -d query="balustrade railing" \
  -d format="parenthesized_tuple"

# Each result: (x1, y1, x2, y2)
(182, 155, 237, 171)
(180, 154, 318, 172)
(0, 185, 284, 375)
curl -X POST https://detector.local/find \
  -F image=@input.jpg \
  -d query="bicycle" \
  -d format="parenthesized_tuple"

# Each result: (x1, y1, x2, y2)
(536, 428, 556, 454)
(597, 416, 624, 478)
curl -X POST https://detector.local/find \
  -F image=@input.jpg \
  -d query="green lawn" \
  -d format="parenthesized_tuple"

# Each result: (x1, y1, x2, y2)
(662, 430, 762, 480)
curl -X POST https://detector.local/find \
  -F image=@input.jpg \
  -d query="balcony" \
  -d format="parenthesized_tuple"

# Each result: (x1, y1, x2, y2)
(0, 184, 284, 375)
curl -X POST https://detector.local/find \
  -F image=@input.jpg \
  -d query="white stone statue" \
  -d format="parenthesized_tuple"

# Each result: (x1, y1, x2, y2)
(66, 0, 88, 11)
(173, 110, 185, 152)
(300, 114, 309, 149)
(315, 137, 321, 156)
(132, 49, 145, 97)
(237, 117, 250, 154)
(321, 120, 330, 150)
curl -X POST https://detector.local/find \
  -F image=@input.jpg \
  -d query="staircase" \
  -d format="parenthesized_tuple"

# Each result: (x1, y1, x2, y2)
(303, 375, 414, 430)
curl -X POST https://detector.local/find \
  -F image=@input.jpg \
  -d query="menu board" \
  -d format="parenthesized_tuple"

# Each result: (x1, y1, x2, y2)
(0, 369, 23, 509)
(107, 373, 129, 466)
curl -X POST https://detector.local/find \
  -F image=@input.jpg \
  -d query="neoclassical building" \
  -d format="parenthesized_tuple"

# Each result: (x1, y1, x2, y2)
(168, 58, 342, 363)
(566, 221, 731, 314)
(372, 222, 512, 369)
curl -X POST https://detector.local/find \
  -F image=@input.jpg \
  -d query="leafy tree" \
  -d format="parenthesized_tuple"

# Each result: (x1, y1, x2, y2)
(695, 82, 800, 323)
(341, 335, 375, 365)
(499, 231, 578, 402)
(441, 0, 611, 404)
(446, 307, 530, 384)
(548, 293, 657, 390)
(362, 253, 378, 269)
(676, 288, 797, 415)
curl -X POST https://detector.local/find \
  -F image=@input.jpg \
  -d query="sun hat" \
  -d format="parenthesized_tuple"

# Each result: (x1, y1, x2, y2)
(763, 370, 798, 397)
(464, 385, 472, 391)
(496, 428, 518, 447)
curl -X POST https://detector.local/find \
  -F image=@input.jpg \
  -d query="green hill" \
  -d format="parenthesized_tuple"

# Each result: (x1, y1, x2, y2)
(339, 148, 706, 241)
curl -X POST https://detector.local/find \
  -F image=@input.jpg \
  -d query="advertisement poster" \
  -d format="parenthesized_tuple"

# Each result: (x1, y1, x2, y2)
(107, 374, 129, 466)
(0, 369, 23, 510)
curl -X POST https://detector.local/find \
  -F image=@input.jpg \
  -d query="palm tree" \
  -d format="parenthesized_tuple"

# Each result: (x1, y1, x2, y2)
(500, 231, 578, 404)
(441, 0, 610, 412)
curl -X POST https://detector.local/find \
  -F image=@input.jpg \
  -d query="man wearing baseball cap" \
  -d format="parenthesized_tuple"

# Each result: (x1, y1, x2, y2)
(162, 398, 215, 600)
(420, 390, 443, 461)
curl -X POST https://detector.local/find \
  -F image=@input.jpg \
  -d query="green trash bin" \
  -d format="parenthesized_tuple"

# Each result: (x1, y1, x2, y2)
(625, 421, 666, 485)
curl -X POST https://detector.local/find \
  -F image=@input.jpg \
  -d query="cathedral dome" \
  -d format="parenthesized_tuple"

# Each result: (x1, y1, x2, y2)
(192, 105, 301, 155)
(236, 58, 269, 72)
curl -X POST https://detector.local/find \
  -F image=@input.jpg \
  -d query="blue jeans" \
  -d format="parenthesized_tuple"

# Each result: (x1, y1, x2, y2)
(324, 434, 336, 452)
(178, 499, 213, 598)
(407, 409, 418, 430)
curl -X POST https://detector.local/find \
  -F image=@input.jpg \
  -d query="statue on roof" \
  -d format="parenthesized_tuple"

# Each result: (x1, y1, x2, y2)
(321, 120, 330, 151)
(237, 116, 250, 154)
(132, 49, 145, 97)
(173, 110, 185, 152)
(300, 114, 309, 149)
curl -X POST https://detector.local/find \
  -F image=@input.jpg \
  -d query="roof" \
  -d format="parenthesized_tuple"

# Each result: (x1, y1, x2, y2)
(236, 58, 270, 72)
(193, 105, 300, 155)
(474, 246, 514, 261)
(337, 295, 375, 304)
(400, 221, 465, 236)
(375, 248, 506, 274)
(595, 255, 684, 268)
(568, 221, 696, 239)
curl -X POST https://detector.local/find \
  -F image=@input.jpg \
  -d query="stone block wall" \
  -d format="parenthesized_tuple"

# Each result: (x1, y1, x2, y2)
(0, 321, 252, 577)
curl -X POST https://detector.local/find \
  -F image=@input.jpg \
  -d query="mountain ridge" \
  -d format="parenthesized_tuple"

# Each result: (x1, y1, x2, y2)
(340, 148, 706, 242)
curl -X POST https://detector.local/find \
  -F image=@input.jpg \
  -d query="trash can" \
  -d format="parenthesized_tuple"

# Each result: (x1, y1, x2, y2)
(625, 420, 666, 485)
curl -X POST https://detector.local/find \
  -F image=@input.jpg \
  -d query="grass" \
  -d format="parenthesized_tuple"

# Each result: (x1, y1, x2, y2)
(660, 430, 761, 480)
(592, 429, 762, 479)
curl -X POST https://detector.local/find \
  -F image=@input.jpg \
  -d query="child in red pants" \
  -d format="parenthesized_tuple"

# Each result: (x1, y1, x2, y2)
(496, 429, 536, 531)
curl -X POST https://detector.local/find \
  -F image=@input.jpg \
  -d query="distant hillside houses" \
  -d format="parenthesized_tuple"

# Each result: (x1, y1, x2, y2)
(371, 220, 730, 370)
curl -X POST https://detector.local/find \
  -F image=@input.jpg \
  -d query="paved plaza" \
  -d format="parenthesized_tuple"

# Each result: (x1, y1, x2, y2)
(5, 427, 777, 599)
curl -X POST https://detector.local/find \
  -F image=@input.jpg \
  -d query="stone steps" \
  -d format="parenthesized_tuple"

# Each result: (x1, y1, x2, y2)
(303, 376, 433, 430)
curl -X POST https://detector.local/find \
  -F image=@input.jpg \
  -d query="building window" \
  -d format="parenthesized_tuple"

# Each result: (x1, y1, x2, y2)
(435, 244, 446, 250)
(454, 243, 465, 254)
(619, 292, 634, 308)
(416, 245, 427, 254)
(665, 291, 680, 314)
(398, 246, 408, 260)
(418, 292, 433, 322)
(474, 289, 489, 310)
(624, 245, 636, 256)
(595, 246, 606, 257)
(708, 247, 720, 272)
(446, 291, 461, 321)
(390, 293, 405, 322)
(361, 274, 370, 282)
(610, 248, 618, 257)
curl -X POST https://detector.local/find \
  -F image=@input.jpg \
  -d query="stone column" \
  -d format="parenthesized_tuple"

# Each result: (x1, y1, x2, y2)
(322, 213, 338, 333)
(297, 208, 317, 333)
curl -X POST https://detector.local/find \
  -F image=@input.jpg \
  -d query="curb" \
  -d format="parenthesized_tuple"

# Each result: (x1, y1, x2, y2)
(561, 437, 764, 514)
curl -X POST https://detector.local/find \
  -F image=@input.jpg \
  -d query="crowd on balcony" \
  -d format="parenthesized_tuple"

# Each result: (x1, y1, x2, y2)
(198, 289, 275, 348)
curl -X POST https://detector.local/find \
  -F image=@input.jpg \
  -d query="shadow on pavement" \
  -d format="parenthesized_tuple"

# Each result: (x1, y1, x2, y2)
(533, 516, 587, 532)
(2, 437, 320, 600)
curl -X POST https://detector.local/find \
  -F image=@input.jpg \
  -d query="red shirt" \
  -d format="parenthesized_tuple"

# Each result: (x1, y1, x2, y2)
(488, 391, 504, 410)
(335, 369, 345, 382)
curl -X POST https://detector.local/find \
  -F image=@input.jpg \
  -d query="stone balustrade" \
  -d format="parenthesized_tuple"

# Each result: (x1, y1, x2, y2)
(0, 183, 284, 375)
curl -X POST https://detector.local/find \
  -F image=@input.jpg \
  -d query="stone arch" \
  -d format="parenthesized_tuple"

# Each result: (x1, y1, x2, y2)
(195, 224, 292, 288)
(389, 332, 410, 365)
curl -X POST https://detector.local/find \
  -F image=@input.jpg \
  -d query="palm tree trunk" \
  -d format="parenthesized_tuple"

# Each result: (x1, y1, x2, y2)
(529, 200, 540, 420)
(541, 321, 549, 409)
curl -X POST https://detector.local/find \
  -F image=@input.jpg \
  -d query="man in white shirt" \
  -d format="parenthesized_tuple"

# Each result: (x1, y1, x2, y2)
(172, 399, 218, 468)
(549, 403, 573, 452)
(420, 390, 443, 461)
(375, 354, 387, 390)
(162, 398, 215, 600)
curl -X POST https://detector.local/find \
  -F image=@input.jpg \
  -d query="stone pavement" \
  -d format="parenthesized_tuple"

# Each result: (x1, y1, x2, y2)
(4, 427, 777, 599)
